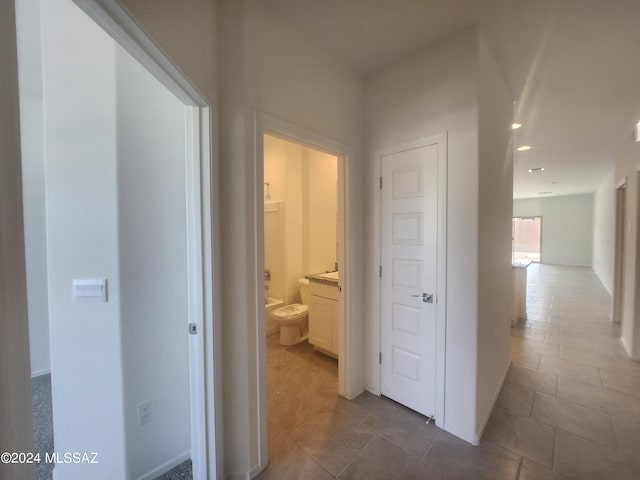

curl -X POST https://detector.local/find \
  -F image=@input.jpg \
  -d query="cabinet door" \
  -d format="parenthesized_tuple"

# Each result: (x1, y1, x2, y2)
(331, 299, 339, 356)
(309, 295, 332, 352)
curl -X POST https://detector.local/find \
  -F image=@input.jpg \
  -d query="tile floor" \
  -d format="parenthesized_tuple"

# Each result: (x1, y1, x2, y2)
(257, 264, 640, 479)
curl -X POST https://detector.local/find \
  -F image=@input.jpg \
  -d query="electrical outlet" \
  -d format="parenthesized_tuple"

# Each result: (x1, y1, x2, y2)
(137, 400, 153, 426)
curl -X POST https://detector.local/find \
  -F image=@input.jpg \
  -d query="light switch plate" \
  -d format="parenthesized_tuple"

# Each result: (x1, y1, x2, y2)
(72, 278, 107, 302)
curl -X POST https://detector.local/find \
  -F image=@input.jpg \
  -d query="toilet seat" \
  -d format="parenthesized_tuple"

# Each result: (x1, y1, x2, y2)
(272, 303, 308, 321)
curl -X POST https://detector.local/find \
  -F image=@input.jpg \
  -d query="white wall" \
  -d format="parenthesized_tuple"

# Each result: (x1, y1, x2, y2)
(41, 1, 127, 477)
(116, 47, 191, 479)
(476, 32, 513, 437)
(366, 27, 481, 442)
(614, 135, 640, 359)
(218, 0, 365, 475)
(263, 138, 338, 303)
(303, 148, 338, 275)
(513, 194, 594, 267)
(593, 169, 616, 294)
(0, 1, 35, 477)
(15, 0, 51, 377)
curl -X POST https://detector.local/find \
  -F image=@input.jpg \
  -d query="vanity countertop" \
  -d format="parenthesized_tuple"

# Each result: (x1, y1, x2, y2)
(306, 271, 339, 287)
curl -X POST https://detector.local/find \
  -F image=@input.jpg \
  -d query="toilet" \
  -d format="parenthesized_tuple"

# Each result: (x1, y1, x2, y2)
(271, 278, 310, 345)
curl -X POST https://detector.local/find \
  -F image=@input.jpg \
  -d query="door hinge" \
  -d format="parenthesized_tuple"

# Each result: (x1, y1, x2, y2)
(379, 352, 382, 364)
(189, 323, 197, 335)
(379, 176, 382, 189)
(379, 265, 382, 278)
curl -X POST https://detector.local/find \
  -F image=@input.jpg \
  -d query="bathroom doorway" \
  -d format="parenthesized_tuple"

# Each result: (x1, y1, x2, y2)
(255, 114, 352, 471)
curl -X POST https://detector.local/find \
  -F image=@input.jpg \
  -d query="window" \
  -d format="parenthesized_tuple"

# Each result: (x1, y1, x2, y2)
(512, 217, 541, 262)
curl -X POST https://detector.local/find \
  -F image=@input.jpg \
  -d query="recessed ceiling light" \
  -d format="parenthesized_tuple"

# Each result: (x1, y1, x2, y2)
(517, 145, 532, 151)
(528, 167, 545, 173)
(512, 123, 522, 130)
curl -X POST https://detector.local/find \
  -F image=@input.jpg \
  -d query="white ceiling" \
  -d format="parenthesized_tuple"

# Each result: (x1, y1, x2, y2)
(262, 0, 640, 198)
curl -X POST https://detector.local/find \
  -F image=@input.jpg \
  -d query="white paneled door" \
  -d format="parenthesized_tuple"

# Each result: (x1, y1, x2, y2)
(381, 143, 439, 417)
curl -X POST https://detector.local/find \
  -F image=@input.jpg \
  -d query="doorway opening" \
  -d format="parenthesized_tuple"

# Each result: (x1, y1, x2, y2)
(255, 115, 351, 470)
(512, 216, 542, 263)
(16, 0, 217, 478)
(613, 183, 627, 324)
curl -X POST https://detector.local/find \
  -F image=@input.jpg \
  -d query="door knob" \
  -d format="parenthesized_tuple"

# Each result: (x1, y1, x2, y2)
(411, 293, 433, 303)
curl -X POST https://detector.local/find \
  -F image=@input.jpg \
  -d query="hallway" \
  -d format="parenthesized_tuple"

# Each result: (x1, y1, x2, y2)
(258, 264, 640, 479)
(495, 263, 640, 479)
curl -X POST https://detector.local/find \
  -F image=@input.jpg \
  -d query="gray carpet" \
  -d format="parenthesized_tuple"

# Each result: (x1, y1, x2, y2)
(32, 373, 54, 480)
(153, 459, 192, 479)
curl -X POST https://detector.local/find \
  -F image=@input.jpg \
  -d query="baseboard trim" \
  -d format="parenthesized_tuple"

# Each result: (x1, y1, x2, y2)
(621, 336, 634, 358)
(136, 450, 190, 480)
(443, 422, 477, 445)
(473, 358, 511, 445)
(227, 471, 251, 480)
(249, 461, 264, 479)
(31, 368, 51, 378)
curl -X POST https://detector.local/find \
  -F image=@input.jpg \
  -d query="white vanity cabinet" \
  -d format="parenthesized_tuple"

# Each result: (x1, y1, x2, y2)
(308, 281, 339, 357)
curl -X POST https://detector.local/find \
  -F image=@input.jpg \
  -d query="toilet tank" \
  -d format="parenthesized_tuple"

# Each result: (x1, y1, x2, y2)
(298, 278, 310, 305)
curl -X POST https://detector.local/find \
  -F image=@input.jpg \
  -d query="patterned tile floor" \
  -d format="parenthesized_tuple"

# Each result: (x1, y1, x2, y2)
(257, 264, 640, 479)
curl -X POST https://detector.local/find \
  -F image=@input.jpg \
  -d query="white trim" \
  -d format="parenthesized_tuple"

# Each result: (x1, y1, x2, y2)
(70, 2, 219, 479)
(31, 368, 51, 378)
(375, 133, 448, 428)
(473, 358, 511, 445)
(615, 177, 628, 189)
(621, 335, 633, 358)
(254, 112, 356, 473)
(72, 0, 207, 106)
(136, 450, 190, 480)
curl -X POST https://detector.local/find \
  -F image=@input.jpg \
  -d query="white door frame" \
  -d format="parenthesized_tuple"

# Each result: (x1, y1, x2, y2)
(72, 1, 220, 478)
(613, 179, 627, 326)
(254, 112, 354, 469)
(374, 133, 447, 426)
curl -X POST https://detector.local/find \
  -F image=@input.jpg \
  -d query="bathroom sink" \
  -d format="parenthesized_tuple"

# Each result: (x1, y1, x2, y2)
(318, 271, 339, 281)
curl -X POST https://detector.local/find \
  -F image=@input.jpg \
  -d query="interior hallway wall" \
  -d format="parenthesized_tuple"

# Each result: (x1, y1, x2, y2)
(475, 31, 513, 438)
(41, 1, 127, 477)
(593, 169, 616, 294)
(0, 1, 35, 478)
(366, 27, 481, 443)
(303, 148, 338, 276)
(116, 46, 191, 479)
(218, 0, 365, 475)
(513, 194, 594, 267)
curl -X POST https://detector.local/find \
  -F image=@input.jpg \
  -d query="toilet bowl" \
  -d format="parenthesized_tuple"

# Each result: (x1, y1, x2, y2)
(271, 278, 310, 345)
